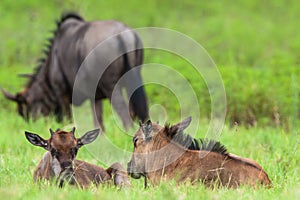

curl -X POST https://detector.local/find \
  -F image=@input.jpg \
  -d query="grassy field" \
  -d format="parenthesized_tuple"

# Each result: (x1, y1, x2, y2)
(0, 114, 299, 199)
(0, 0, 299, 199)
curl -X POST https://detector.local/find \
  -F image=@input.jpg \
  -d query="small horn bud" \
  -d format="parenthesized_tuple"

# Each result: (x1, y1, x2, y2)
(0, 87, 18, 102)
(49, 128, 55, 136)
(71, 127, 76, 134)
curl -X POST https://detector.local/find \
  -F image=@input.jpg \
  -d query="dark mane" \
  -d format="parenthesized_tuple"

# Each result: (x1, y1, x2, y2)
(165, 124, 228, 155)
(26, 12, 84, 87)
(57, 12, 84, 27)
(197, 138, 228, 155)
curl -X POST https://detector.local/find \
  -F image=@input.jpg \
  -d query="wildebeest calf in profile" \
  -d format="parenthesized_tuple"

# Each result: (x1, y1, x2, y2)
(1, 12, 148, 131)
(25, 127, 130, 188)
(127, 117, 271, 188)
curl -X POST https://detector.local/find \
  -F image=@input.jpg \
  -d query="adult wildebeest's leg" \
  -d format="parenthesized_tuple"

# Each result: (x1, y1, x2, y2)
(62, 95, 72, 118)
(50, 56, 72, 121)
(125, 48, 148, 122)
(55, 95, 71, 121)
(92, 99, 105, 131)
(125, 74, 148, 122)
(110, 85, 133, 129)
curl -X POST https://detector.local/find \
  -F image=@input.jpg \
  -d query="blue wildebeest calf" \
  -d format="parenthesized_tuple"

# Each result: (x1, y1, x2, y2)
(127, 117, 271, 188)
(25, 127, 130, 188)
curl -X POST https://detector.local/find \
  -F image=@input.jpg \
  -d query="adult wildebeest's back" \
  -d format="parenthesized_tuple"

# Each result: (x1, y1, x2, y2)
(1, 13, 148, 130)
(54, 19, 140, 92)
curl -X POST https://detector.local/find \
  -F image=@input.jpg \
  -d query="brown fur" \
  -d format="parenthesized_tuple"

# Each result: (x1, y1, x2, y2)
(34, 152, 129, 188)
(127, 118, 271, 188)
(26, 128, 130, 188)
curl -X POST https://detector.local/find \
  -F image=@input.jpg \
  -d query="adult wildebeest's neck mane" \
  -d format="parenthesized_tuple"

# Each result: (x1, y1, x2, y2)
(27, 12, 84, 87)
(164, 124, 228, 155)
(59, 12, 84, 25)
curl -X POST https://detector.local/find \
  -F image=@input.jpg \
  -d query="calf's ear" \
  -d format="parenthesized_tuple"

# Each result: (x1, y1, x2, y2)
(77, 129, 100, 148)
(25, 131, 49, 150)
(169, 116, 192, 135)
(141, 120, 153, 141)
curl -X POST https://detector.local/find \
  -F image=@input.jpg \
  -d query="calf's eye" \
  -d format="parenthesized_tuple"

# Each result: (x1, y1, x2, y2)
(133, 137, 138, 147)
(71, 148, 78, 156)
(51, 149, 60, 157)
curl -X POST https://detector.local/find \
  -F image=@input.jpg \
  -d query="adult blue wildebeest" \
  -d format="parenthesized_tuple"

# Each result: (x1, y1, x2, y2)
(1, 13, 148, 130)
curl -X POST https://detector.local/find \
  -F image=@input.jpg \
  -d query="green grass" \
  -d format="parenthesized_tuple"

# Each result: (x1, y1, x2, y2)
(0, 0, 300, 199)
(0, 111, 299, 199)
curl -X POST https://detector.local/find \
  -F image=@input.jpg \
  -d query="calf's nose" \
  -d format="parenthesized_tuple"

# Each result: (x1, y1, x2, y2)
(60, 161, 73, 170)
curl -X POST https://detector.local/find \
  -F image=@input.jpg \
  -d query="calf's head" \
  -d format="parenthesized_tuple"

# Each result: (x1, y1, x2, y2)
(127, 117, 192, 179)
(25, 127, 99, 187)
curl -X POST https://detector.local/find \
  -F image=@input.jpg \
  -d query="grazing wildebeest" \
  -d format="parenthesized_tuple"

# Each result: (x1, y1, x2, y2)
(1, 13, 148, 130)
(25, 127, 130, 188)
(127, 117, 271, 188)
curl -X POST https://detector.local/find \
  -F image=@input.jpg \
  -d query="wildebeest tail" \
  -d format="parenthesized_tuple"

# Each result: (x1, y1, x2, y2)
(119, 32, 149, 122)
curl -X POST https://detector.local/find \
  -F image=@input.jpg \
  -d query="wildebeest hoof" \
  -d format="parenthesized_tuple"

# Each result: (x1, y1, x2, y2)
(114, 174, 131, 188)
